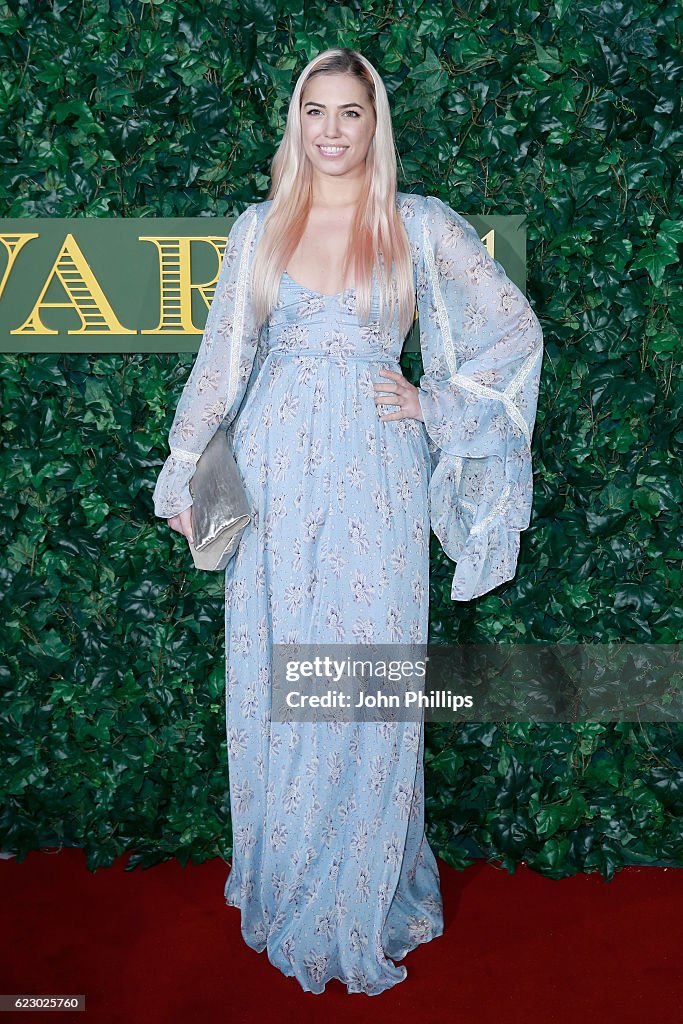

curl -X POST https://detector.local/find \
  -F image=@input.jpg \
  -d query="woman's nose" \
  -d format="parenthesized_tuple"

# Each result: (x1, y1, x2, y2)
(323, 116, 342, 137)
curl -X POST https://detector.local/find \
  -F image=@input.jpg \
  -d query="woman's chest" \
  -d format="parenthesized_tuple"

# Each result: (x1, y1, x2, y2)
(286, 212, 357, 294)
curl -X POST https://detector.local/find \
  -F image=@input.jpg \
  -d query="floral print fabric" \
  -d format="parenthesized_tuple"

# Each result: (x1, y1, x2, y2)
(152, 193, 543, 994)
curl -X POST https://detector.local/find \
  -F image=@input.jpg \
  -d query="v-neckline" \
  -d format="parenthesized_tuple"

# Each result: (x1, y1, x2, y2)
(283, 270, 356, 298)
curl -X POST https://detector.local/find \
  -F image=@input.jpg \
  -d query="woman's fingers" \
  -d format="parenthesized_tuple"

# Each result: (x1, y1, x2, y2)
(374, 367, 405, 403)
(167, 506, 194, 545)
(374, 367, 422, 420)
(179, 507, 194, 545)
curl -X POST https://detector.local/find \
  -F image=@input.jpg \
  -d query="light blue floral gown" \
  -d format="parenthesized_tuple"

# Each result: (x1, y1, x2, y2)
(153, 192, 543, 994)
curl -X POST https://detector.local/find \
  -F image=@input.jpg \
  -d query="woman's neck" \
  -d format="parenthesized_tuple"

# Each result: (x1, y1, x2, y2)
(310, 175, 364, 209)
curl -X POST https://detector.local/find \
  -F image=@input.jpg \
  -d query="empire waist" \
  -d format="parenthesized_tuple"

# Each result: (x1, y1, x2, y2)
(265, 346, 401, 363)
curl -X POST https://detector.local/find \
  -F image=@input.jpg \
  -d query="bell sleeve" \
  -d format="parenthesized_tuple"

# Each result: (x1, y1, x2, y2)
(415, 194, 544, 601)
(152, 205, 260, 519)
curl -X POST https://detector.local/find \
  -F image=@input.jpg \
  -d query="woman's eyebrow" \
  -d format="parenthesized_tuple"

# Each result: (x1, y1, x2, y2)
(303, 101, 365, 109)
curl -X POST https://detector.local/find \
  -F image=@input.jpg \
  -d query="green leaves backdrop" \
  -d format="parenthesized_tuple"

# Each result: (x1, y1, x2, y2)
(1, 0, 681, 879)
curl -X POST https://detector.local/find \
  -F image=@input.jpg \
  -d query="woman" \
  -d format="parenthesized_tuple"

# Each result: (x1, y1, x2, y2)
(152, 48, 543, 995)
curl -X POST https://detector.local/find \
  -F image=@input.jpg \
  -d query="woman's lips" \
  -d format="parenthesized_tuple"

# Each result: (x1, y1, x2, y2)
(317, 145, 349, 159)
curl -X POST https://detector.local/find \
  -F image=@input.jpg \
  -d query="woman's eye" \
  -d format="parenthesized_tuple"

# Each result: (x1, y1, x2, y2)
(306, 109, 360, 117)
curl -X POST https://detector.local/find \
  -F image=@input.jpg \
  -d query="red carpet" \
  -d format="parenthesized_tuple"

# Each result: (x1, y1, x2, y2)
(1, 849, 681, 1023)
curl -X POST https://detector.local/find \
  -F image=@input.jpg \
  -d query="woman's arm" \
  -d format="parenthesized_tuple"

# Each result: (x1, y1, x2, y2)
(416, 194, 544, 601)
(152, 205, 260, 522)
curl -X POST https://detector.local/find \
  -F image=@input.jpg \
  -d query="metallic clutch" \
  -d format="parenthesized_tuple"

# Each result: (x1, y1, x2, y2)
(187, 427, 252, 571)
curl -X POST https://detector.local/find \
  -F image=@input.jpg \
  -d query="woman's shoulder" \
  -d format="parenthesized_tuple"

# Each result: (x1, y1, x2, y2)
(249, 198, 273, 219)
(396, 191, 427, 216)
(395, 193, 428, 245)
(225, 200, 272, 243)
(400, 193, 478, 254)
(228, 199, 272, 228)
(396, 191, 462, 221)
(395, 191, 461, 231)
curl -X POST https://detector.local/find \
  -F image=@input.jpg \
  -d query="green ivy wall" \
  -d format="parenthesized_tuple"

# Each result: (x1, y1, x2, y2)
(1, 1, 682, 880)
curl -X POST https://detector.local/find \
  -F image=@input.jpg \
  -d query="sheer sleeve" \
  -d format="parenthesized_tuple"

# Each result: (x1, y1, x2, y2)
(152, 205, 260, 519)
(415, 194, 543, 601)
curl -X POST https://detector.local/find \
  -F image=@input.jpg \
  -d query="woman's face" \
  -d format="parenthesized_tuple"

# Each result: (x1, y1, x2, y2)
(300, 73, 376, 183)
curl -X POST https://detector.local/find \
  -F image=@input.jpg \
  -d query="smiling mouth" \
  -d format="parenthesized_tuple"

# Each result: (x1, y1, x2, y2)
(317, 145, 348, 155)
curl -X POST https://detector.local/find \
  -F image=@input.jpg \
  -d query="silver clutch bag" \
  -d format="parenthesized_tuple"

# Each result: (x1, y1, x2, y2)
(187, 428, 252, 571)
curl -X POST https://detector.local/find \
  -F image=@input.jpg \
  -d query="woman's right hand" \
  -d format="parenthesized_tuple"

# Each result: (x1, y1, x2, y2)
(167, 506, 194, 546)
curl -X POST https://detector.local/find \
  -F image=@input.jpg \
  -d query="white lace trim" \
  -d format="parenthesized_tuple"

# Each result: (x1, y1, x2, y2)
(470, 484, 511, 536)
(505, 342, 543, 402)
(170, 446, 201, 465)
(449, 373, 530, 448)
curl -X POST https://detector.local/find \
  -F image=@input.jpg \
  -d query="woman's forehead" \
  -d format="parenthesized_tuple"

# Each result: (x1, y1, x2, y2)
(301, 73, 366, 101)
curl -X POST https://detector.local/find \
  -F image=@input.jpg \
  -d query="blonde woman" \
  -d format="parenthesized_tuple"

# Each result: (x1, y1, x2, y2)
(153, 47, 543, 995)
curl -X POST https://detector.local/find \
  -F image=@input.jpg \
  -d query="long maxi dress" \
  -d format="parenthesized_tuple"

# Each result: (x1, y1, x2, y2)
(152, 192, 544, 995)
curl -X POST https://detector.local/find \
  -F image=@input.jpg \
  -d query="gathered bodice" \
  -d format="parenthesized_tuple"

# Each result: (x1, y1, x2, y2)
(263, 263, 403, 364)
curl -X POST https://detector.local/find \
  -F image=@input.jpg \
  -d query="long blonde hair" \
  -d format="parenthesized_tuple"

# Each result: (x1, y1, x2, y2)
(249, 48, 415, 339)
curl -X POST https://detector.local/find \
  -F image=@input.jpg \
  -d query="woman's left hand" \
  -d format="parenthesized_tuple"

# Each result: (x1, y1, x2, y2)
(374, 368, 424, 422)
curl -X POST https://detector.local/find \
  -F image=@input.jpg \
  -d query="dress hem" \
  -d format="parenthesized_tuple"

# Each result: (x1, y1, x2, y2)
(224, 895, 444, 996)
